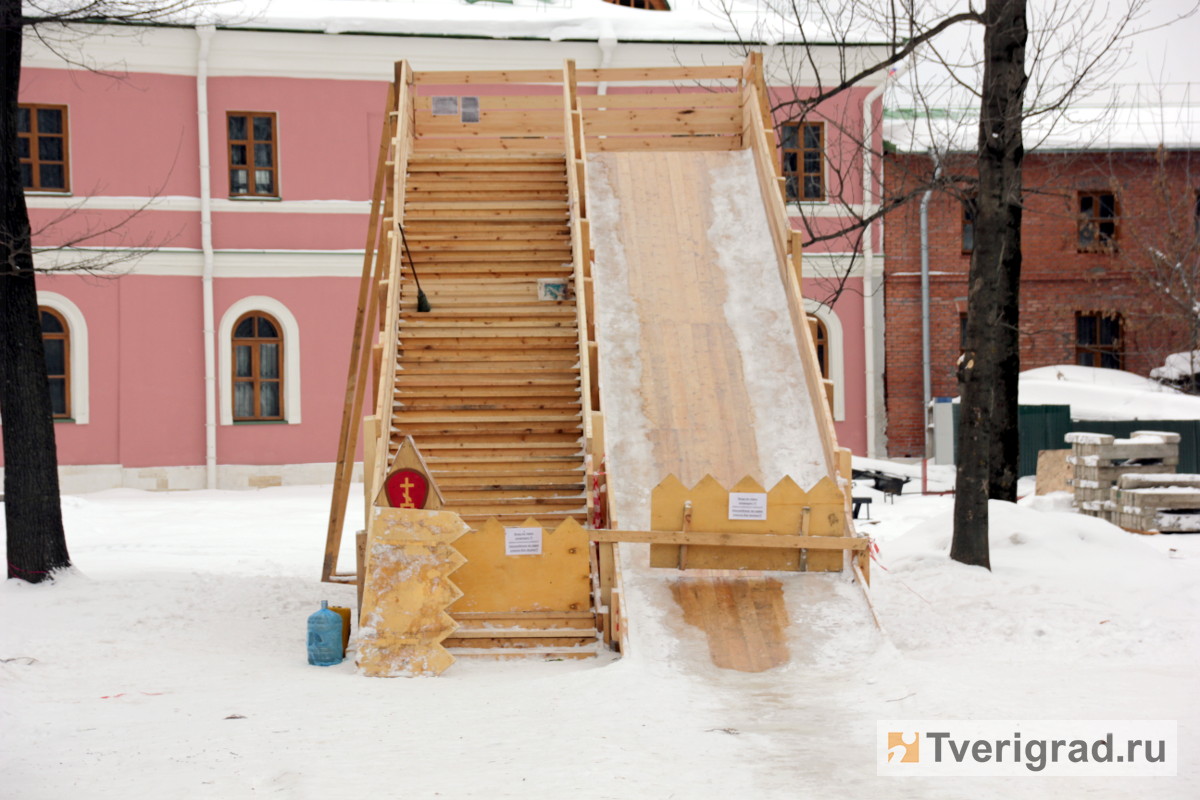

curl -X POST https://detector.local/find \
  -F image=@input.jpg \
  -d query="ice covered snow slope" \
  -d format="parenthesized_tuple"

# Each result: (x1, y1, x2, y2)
(587, 148, 867, 672)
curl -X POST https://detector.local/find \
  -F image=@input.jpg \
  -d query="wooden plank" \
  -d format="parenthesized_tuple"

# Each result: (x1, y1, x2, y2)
(582, 107, 741, 134)
(593, 528, 866, 550)
(577, 66, 743, 83)
(450, 628, 596, 639)
(578, 92, 741, 109)
(323, 82, 397, 583)
(670, 577, 789, 672)
(414, 68, 563, 85)
(449, 518, 592, 614)
(357, 506, 469, 677)
(413, 137, 566, 154)
(416, 94, 565, 110)
(453, 610, 594, 620)
(586, 134, 741, 152)
(416, 114, 564, 136)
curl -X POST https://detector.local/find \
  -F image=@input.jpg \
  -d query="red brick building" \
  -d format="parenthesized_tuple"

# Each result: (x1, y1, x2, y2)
(882, 148, 1200, 457)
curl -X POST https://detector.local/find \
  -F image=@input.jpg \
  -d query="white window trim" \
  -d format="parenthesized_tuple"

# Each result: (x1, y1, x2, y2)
(37, 291, 89, 425)
(218, 296, 301, 425)
(804, 299, 845, 422)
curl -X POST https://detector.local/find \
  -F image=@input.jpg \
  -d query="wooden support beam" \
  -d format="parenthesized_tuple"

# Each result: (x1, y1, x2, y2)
(323, 82, 398, 583)
(591, 528, 868, 551)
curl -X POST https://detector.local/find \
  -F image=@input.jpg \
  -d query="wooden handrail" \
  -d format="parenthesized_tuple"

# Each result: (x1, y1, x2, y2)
(590, 528, 868, 551)
(322, 83, 397, 582)
(563, 59, 601, 528)
(370, 62, 415, 500)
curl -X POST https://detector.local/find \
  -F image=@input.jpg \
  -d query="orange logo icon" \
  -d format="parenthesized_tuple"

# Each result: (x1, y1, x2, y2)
(887, 732, 920, 763)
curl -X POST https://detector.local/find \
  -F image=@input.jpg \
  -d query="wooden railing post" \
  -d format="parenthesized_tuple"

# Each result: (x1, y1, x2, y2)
(323, 82, 397, 582)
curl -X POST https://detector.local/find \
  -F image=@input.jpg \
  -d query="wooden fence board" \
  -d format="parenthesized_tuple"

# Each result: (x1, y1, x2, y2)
(450, 517, 592, 614)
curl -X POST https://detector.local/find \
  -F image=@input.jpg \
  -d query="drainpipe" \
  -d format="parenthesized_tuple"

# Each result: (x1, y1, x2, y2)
(860, 65, 903, 458)
(597, 30, 617, 96)
(196, 25, 217, 490)
(919, 153, 942, 494)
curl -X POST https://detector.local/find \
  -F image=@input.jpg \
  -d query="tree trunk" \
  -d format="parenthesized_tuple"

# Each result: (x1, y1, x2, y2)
(1, 0, 70, 582)
(952, 0, 1027, 568)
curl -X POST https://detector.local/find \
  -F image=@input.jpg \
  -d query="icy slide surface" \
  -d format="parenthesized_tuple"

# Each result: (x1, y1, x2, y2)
(588, 148, 828, 531)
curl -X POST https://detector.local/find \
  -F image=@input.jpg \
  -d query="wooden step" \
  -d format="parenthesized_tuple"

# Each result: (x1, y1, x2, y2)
(398, 338, 581, 351)
(442, 488, 586, 501)
(397, 403, 582, 416)
(435, 472, 585, 487)
(393, 412, 580, 424)
(426, 455, 583, 469)
(400, 442, 583, 456)
(395, 423, 582, 438)
(396, 386, 580, 398)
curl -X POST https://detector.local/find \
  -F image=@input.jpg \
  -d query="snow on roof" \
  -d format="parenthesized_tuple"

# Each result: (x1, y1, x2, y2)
(1151, 350, 1200, 382)
(1017, 364, 1200, 421)
(191, 0, 878, 45)
(884, 87, 1200, 153)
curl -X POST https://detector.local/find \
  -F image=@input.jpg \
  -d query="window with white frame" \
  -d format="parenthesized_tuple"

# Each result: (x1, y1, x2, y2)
(35, 292, 89, 424)
(804, 301, 844, 421)
(218, 297, 301, 425)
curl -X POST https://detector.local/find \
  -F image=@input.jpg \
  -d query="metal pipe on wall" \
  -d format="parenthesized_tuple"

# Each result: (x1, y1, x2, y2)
(196, 25, 218, 490)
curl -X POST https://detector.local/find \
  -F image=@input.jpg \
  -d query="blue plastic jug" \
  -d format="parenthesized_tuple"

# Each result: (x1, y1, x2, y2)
(307, 601, 344, 666)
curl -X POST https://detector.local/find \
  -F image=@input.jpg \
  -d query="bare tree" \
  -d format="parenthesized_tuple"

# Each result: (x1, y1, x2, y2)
(1113, 146, 1200, 390)
(2, 0, 222, 583)
(715, 0, 1174, 567)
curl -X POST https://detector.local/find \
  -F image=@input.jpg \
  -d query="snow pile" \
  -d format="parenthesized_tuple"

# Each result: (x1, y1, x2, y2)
(586, 154, 656, 530)
(873, 499, 1200, 663)
(1152, 350, 1200, 382)
(1017, 364, 1200, 420)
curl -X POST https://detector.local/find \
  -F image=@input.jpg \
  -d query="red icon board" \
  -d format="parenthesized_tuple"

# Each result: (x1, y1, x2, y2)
(385, 468, 430, 509)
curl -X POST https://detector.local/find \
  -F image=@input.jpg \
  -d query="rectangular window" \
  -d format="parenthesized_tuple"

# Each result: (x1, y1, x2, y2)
(962, 198, 976, 254)
(18, 104, 69, 192)
(603, 0, 671, 8)
(781, 121, 825, 202)
(227, 112, 278, 197)
(1077, 191, 1117, 251)
(1075, 311, 1123, 369)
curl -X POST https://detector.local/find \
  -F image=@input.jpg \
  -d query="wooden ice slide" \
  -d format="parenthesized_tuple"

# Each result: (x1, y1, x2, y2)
(324, 56, 870, 677)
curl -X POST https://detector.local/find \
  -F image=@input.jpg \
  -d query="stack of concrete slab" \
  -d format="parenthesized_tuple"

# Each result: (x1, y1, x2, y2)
(1112, 473, 1200, 533)
(1066, 431, 1199, 532)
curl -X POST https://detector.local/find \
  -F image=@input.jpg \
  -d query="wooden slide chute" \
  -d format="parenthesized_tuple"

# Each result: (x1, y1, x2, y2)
(324, 55, 870, 674)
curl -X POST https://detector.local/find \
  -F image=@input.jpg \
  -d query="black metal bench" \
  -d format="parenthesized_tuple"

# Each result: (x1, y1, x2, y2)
(852, 496, 872, 519)
(851, 468, 912, 503)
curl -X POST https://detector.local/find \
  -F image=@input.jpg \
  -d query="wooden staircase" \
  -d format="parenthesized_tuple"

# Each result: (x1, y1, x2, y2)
(390, 153, 588, 530)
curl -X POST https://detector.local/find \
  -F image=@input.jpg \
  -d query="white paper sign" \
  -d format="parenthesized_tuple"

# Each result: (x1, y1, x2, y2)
(505, 526, 542, 556)
(431, 96, 458, 116)
(728, 492, 768, 521)
(461, 96, 480, 123)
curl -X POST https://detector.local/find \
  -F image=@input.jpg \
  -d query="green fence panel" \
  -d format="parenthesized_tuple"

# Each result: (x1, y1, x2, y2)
(949, 406, 1200, 475)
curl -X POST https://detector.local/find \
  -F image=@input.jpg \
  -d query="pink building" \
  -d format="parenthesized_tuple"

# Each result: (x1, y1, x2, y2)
(12, 3, 889, 491)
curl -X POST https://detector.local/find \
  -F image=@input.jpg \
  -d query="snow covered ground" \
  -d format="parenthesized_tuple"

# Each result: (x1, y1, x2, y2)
(3, 479, 1198, 798)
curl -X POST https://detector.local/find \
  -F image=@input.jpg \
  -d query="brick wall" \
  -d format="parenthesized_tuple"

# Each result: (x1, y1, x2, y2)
(882, 149, 1200, 456)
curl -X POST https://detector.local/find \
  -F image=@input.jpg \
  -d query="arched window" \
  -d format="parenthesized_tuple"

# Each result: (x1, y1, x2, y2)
(804, 301, 845, 421)
(40, 307, 70, 418)
(813, 317, 829, 380)
(603, 0, 670, 8)
(232, 312, 284, 421)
